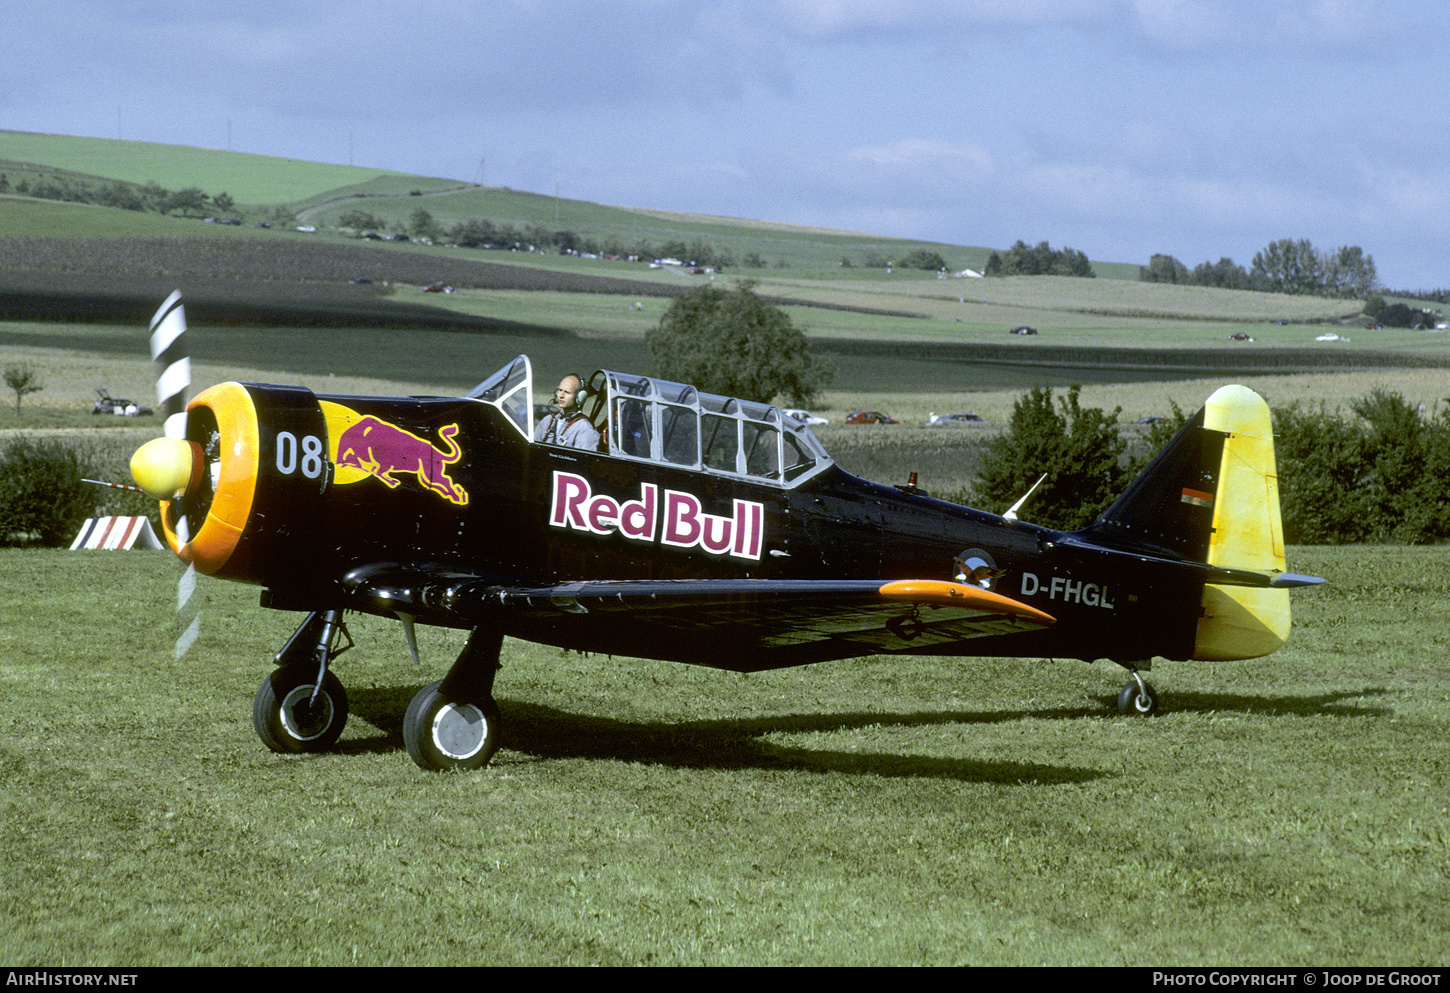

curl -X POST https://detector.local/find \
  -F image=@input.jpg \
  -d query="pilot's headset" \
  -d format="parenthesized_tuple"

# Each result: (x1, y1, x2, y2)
(570, 374, 590, 407)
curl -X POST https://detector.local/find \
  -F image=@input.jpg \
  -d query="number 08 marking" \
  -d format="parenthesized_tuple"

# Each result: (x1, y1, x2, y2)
(276, 432, 325, 479)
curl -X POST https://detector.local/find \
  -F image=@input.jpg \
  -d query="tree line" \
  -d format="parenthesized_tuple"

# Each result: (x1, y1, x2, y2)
(970, 384, 1450, 544)
(1140, 238, 1377, 298)
(0, 171, 243, 218)
(984, 240, 1094, 277)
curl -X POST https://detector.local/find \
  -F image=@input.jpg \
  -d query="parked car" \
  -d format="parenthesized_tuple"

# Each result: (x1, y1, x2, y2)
(91, 388, 152, 417)
(782, 409, 829, 426)
(924, 412, 985, 426)
(846, 411, 897, 425)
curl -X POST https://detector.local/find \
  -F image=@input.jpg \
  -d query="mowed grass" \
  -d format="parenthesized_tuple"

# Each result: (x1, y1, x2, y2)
(1, 546, 1446, 966)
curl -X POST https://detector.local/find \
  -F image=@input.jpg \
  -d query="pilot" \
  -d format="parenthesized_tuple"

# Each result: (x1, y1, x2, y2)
(954, 548, 1002, 589)
(535, 374, 601, 450)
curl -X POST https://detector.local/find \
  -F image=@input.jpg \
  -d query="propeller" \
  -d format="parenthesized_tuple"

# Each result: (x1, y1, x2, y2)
(130, 291, 200, 659)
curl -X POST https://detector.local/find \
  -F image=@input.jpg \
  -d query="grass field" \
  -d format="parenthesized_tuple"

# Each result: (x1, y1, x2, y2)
(1, 545, 1446, 966)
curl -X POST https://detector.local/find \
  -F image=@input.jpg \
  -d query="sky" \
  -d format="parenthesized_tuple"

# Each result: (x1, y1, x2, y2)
(4, 0, 1447, 290)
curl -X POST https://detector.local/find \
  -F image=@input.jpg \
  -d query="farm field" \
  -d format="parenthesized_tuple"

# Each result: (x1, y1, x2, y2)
(1, 545, 1446, 966)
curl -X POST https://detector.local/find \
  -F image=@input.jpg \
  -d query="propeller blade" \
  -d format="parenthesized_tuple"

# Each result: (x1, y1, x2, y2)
(147, 290, 199, 659)
(149, 290, 189, 440)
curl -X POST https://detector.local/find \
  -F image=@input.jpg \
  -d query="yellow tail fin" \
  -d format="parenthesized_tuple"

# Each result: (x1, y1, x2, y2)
(1194, 385, 1291, 660)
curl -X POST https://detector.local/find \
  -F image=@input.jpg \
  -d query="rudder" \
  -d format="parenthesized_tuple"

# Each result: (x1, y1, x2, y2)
(1194, 385, 1290, 660)
(1082, 384, 1291, 660)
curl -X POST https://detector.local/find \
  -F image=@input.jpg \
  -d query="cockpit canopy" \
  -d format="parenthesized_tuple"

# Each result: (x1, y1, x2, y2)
(466, 356, 833, 486)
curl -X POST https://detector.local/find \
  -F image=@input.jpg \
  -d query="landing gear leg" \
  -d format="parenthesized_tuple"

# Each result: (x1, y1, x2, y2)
(404, 627, 504, 771)
(253, 609, 354, 752)
(1114, 662, 1159, 716)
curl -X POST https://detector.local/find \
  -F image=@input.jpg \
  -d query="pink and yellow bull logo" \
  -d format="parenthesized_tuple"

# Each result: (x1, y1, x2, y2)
(320, 402, 468, 506)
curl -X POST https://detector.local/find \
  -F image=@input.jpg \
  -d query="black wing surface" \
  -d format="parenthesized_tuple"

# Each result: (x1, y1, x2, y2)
(341, 569, 1055, 670)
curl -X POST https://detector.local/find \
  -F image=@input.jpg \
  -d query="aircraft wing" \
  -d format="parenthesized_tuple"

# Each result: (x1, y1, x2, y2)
(341, 569, 1055, 666)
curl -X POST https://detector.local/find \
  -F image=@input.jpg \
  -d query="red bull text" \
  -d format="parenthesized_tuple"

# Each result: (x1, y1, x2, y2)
(549, 471, 763, 561)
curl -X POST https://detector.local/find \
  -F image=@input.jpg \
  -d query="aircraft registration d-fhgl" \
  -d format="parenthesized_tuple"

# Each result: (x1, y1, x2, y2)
(130, 350, 1322, 771)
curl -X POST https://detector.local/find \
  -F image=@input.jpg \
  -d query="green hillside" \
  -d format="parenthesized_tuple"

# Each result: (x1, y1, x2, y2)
(0, 129, 412, 203)
(0, 130, 997, 272)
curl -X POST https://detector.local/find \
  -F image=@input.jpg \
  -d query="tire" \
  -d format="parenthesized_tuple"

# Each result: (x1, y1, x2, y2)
(253, 666, 349, 753)
(403, 679, 501, 772)
(1117, 679, 1159, 716)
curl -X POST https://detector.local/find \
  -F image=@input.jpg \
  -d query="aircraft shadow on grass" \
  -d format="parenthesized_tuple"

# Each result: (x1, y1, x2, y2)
(326, 683, 1392, 783)
(324, 686, 1105, 784)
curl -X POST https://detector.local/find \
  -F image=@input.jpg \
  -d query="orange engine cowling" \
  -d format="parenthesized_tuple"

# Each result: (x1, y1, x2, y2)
(156, 382, 261, 574)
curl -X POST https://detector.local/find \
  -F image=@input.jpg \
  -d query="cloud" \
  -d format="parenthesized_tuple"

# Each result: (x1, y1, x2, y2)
(1128, 0, 1406, 52)
(772, 0, 1114, 37)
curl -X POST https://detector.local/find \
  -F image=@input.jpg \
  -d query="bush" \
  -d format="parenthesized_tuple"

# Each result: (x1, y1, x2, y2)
(975, 385, 1127, 530)
(898, 249, 949, 271)
(1274, 390, 1450, 544)
(0, 436, 97, 546)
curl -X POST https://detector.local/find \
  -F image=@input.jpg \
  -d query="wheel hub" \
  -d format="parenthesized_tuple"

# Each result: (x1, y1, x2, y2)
(280, 684, 334, 740)
(431, 701, 488, 759)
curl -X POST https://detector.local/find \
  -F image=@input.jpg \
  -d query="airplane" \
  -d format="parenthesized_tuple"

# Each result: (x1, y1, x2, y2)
(129, 348, 1323, 771)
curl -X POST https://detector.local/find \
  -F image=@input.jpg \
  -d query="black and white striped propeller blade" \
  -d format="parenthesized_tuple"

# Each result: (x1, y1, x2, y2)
(148, 291, 199, 659)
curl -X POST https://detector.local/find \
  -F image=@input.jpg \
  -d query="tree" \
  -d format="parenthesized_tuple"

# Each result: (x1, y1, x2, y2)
(975, 385, 1128, 530)
(1192, 257, 1251, 290)
(1324, 244, 1377, 297)
(408, 208, 441, 240)
(163, 186, 208, 216)
(4, 362, 43, 416)
(1249, 238, 1376, 297)
(1140, 254, 1189, 284)
(646, 281, 834, 406)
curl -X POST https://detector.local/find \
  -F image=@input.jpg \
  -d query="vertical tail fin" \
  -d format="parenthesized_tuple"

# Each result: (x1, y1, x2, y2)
(1084, 385, 1291, 660)
(1195, 385, 1290, 660)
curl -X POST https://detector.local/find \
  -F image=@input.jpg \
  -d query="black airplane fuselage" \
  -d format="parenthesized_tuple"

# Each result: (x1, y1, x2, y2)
(178, 381, 1199, 672)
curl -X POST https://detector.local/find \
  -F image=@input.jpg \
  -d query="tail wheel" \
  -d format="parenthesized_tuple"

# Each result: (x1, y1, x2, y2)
(404, 679, 501, 771)
(254, 666, 349, 753)
(1116, 678, 1159, 716)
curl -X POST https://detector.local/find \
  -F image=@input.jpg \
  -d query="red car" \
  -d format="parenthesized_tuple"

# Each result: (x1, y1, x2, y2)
(846, 411, 897, 424)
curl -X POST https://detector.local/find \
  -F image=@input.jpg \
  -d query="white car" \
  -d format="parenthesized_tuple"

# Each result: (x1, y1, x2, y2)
(783, 409, 829, 426)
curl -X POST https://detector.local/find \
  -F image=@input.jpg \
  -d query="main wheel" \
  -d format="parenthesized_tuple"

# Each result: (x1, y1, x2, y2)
(1117, 679, 1159, 716)
(253, 666, 349, 753)
(403, 679, 501, 771)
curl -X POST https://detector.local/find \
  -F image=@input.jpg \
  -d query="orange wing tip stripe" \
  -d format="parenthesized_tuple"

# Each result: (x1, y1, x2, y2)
(1181, 487, 1214, 507)
(878, 580, 1056, 626)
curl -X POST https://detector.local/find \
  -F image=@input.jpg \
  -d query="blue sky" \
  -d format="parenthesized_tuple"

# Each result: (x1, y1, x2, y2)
(5, 0, 1447, 289)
